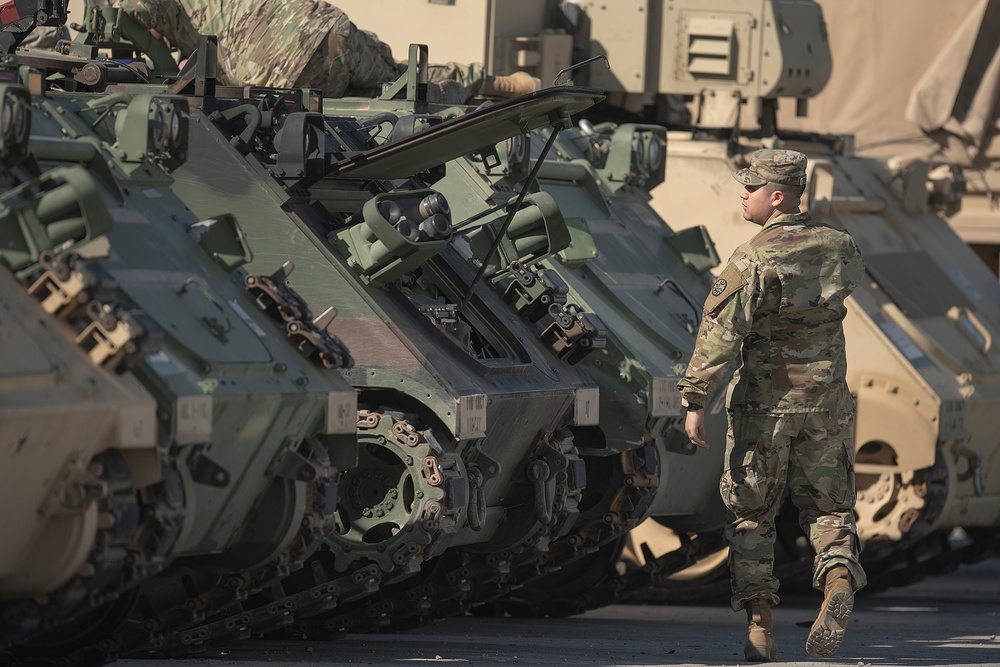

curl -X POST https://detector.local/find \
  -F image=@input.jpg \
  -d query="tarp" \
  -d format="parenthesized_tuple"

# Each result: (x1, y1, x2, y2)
(904, 0, 1000, 164)
(773, 0, 1000, 246)
(776, 0, 996, 163)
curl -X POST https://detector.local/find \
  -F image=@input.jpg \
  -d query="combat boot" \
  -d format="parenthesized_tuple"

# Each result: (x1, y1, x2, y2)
(744, 599, 777, 662)
(806, 566, 854, 657)
(482, 71, 541, 98)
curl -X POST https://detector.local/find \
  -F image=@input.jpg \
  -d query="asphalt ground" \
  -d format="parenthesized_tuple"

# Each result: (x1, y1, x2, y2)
(114, 556, 1000, 667)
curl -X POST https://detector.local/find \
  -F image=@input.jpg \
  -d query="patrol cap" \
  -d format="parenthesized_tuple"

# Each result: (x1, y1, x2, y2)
(733, 149, 807, 187)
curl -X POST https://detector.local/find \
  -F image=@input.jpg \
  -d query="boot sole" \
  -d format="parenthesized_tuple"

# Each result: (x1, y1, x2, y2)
(806, 588, 853, 657)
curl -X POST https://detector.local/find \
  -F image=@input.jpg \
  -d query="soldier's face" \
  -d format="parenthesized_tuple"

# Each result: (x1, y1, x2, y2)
(740, 183, 775, 226)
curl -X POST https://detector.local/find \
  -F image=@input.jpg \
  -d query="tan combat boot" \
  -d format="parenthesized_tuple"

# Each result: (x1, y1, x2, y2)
(806, 566, 854, 657)
(482, 71, 542, 98)
(744, 599, 777, 662)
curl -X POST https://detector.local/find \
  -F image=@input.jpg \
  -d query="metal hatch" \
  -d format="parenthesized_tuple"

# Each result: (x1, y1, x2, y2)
(325, 87, 605, 180)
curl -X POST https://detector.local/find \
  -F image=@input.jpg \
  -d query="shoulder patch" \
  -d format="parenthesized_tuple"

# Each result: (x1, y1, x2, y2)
(704, 261, 749, 313)
(711, 278, 728, 296)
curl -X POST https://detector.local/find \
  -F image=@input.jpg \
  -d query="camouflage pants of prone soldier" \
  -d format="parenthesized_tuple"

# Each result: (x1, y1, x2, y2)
(295, 12, 486, 99)
(721, 410, 868, 611)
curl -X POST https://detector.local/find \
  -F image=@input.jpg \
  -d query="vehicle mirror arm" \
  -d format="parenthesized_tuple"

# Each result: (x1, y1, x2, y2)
(552, 54, 609, 87)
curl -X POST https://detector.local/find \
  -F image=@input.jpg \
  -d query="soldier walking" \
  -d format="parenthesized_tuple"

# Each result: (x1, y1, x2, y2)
(677, 149, 867, 661)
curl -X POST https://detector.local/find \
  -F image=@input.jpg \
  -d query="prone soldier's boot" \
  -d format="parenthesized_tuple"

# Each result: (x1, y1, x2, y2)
(806, 566, 854, 657)
(482, 71, 541, 98)
(744, 599, 777, 662)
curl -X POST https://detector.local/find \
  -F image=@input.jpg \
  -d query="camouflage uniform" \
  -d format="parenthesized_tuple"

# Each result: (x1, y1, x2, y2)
(117, 0, 485, 97)
(678, 150, 868, 611)
(20, 25, 70, 50)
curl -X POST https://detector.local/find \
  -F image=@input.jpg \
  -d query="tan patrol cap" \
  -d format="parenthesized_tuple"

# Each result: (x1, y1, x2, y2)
(733, 149, 807, 186)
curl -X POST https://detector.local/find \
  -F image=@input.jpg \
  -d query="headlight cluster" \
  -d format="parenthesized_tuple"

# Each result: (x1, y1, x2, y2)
(507, 133, 528, 166)
(333, 189, 455, 286)
(368, 192, 454, 261)
(273, 111, 326, 182)
(600, 124, 667, 193)
(114, 95, 188, 171)
(631, 129, 665, 182)
(0, 83, 32, 164)
(502, 133, 530, 183)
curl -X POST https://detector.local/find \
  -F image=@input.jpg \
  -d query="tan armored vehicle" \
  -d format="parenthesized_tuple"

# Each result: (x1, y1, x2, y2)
(335, 0, 1000, 587)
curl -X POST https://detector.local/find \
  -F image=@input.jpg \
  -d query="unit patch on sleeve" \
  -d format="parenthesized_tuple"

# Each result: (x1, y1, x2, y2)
(704, 259, 749, 313)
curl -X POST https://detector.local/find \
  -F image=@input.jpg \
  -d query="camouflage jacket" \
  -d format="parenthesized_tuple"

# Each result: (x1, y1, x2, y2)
(118, 0, 344, 88)
(678, 211, 865, 414)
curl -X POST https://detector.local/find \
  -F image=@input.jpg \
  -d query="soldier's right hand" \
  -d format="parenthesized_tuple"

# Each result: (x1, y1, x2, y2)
(685, 409, 709, 449)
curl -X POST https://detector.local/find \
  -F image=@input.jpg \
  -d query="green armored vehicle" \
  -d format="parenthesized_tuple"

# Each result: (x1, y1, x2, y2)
(0, 41, 358, 667)
(170, 73, 610, 633)
(427, 116, 730, 616)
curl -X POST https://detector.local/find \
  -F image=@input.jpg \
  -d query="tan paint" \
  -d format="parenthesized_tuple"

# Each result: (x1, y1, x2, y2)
(1, 273, 157, 600)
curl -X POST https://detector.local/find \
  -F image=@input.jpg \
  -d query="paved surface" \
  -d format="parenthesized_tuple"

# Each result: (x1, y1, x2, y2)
(114, 556, 1000, 667)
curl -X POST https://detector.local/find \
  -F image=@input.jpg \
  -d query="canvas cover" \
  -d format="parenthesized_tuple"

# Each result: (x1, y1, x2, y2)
(778, 0, 999, 166)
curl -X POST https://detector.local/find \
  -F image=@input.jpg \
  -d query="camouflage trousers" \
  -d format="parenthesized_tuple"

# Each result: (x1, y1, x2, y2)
(721, 409, 867, 611)
(296, 12, 486, 100)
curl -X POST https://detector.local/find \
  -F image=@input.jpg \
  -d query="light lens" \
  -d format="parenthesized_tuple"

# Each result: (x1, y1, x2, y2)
(151, 104, 167, 150)
(169, 105, 183, 149)
(507, 134, 527, 165)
